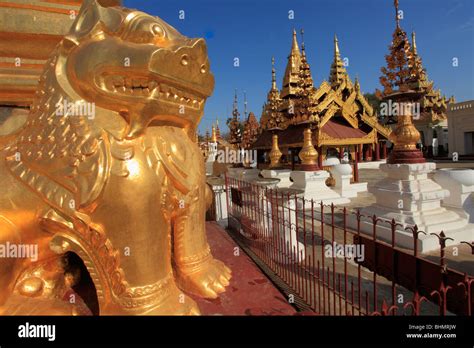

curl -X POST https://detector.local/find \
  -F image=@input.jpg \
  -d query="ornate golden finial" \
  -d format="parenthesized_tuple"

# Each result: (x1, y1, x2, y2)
(292, 28, 299, 51)
(299, 128, 320, 171)
(211, 123, 217, 143)
(229, 90, 242, 144)
(412, 31, 417, 54)
(269, 133, 282, 168)
(300, 28, 306, 55)
(233, 88, 238, 115)
(394, 0, 400, 28)
(243, 90, 248, 119)
(271, 57, 277, 91)
(334, 34, 340, 54)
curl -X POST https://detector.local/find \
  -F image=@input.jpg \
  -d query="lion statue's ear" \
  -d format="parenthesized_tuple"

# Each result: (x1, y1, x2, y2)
(69, 0, 102, 40)
(65, 0, 123, 46)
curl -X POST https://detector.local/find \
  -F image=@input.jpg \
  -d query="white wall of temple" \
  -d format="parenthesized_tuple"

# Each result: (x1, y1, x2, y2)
(448, 101, 474, 156)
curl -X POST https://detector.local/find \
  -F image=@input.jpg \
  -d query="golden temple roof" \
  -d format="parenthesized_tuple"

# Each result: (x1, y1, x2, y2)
(254, 29, 392, 150)
(281, 29, 302, 100)
(329, 35, 348, 89)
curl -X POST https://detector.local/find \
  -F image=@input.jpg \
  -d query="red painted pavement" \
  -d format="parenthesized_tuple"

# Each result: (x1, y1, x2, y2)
(191, 222, 297, 316)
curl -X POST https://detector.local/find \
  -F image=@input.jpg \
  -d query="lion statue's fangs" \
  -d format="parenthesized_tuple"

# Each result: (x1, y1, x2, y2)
(0, 0, 230, 315)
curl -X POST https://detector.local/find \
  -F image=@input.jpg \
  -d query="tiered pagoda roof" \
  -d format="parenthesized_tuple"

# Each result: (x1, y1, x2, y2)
(260, 58, 285, 130)
(377, 0, 454, 125)
(329, 35, 348, 89)
(253, 30, 391, 150)
(228, 90, 242, 144)
(408, 32, 455, 124)
(281, 29, 302, 100)
(241, 112, 260, 149)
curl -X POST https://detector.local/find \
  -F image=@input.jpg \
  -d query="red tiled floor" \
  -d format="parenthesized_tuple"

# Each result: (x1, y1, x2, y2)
(191, 222, 297, 315)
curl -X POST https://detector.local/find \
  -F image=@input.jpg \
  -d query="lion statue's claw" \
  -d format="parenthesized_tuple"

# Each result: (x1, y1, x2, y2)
(178, 258, 232, 299)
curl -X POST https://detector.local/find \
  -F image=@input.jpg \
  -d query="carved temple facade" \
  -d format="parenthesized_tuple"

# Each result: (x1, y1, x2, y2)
(252, 30, 392, 169)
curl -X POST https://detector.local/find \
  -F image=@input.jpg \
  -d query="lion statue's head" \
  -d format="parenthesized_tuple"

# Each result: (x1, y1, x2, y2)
(3, 0, 215, 215)
(58, 0, 214, 138)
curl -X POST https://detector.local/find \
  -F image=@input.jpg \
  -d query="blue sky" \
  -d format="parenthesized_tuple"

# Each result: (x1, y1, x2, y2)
(123, 0, 474, 133)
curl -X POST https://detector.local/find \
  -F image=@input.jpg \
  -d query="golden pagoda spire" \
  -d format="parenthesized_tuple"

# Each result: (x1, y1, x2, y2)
(394, 0, 400, 29)
(215, 117, 221, 139)
(412, 31, 417, 55)
(297, 28, 313, 90)
(334, 34, 340, 55)
(300, 28, 306, 57)
(233, 89, 239, 120)
(294, 28, 317, 124)
(271, 57, 277, 91)
(229, 89, 242, 144)
(281, 28, 302, 99)
(329, 34, 348, 88)
(211, 123, 217, 143)
(409, 31, 429, 89)
(262, 56, 284, 130)
(291, 28, 299, 54)
(243, 90, 248, 119)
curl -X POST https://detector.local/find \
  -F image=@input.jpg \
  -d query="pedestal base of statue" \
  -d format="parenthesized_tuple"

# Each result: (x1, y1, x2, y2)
(206, 176, 228, 227)
(347, 162, 474, 253)
(358, 159, 386, 169)
(289, 170, 350, 205)
(330, 163, 368, 198)
(261, 168, 293, 188)
(227, 167, 260, 181)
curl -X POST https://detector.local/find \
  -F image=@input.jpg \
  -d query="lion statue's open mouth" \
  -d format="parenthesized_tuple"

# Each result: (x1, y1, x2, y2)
(99, 74, 204, 111)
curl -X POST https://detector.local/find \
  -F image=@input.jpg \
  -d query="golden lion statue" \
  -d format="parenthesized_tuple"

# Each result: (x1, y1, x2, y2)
(0, 0, 230, 315)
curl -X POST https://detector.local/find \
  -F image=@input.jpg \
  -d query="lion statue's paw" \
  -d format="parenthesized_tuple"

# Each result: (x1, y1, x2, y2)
(177, 258, 232, 299)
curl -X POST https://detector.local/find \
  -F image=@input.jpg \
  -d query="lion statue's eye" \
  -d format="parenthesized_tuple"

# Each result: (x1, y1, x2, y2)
(151, 24, 165, 38)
